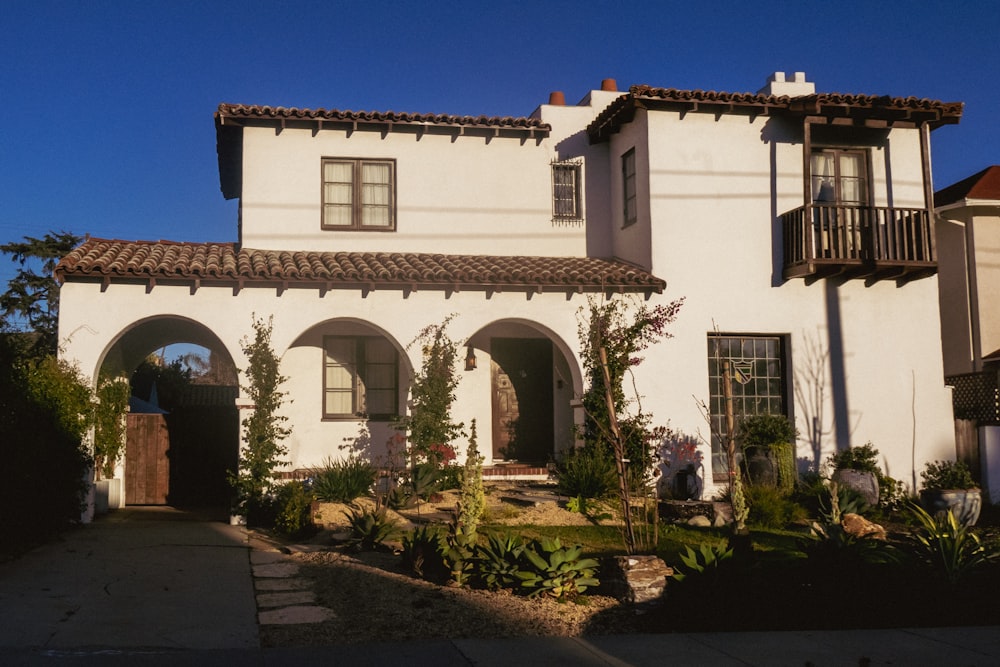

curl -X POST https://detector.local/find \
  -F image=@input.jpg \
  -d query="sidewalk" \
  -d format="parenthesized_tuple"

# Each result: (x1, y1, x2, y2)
(1, 508, 998, 665)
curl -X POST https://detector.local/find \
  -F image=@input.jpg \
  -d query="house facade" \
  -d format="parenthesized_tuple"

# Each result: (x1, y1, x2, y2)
(57, 72, 962, 509)
(935, 166, 1000, 501)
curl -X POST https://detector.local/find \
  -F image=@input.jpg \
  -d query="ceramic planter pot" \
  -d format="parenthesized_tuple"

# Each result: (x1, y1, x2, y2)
(919, 488, 982, 527)
(833, 469, 879, 507)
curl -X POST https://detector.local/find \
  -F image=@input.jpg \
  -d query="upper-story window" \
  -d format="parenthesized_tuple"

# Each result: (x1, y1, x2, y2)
(811, 149, 868, 206)
(622, 148, 637, 226)
(552, 160, 582, 220)
(322, 158, 396, 231)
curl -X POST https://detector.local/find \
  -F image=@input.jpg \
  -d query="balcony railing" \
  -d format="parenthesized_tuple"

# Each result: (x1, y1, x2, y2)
(781, 204, 936, 281)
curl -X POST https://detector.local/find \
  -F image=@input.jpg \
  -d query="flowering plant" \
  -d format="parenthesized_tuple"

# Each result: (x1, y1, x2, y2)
(661, 437, 703, 472)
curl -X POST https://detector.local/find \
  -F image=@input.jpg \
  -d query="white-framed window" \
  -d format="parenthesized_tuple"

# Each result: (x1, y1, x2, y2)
(322, 158, 396, 231)
(622, 148, 637, 226)
(552, 160, 582, 220)
(323, 336, 398, 419)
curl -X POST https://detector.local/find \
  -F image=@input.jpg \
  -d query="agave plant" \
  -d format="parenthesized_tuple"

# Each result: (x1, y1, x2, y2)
(343, 504, 397, 551)
(516, 536, 600, 600)
(475, 533, 525, 591)
(910, 503, 993, 584)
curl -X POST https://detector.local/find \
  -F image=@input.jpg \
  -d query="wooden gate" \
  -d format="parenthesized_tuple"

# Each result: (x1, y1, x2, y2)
(125, 413, 170, 504)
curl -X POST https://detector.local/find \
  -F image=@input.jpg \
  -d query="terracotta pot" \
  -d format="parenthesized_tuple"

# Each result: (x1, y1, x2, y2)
(919, 488, 981, 527)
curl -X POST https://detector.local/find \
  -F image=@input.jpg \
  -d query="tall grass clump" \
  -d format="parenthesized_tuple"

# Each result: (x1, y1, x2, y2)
(311, 456, 377, 503)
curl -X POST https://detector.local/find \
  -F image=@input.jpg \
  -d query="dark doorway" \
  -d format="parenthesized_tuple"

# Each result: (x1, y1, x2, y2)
(490, 338, 553, 463)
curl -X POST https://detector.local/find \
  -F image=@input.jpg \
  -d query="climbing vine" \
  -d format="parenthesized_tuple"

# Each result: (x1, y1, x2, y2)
(229, 315, 290, 520)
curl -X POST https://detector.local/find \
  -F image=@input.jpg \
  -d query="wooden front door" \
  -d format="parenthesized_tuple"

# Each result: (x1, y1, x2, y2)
(490, 338, 553, 463)
(125, 414, 170, 505)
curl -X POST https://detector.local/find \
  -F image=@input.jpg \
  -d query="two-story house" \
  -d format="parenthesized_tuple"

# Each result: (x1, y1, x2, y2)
(56, 72, 962, 512)
(936, 166, 1000, 501)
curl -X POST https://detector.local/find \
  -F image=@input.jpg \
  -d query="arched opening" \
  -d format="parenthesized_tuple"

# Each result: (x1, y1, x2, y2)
(97, 317, 240, 510)
(464, 320, 582, 465)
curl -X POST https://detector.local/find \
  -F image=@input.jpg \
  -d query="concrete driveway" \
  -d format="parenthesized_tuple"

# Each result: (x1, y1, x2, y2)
(0, 507, 258, 653)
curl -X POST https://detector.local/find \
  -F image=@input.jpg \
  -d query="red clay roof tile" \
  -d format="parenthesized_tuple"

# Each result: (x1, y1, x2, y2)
(935, 166, 1000, 207)
(588, 84, 963, 142)
(56, 239, 666, 294)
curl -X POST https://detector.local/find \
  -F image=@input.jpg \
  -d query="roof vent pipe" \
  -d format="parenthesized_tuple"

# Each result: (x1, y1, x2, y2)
(601, 78, 618, 92)
(548, 91, 565, 105)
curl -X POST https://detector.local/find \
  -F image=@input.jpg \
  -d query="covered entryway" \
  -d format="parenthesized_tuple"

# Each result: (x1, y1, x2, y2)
(98, 316, 241, 509)
(491, 338, 553, 462)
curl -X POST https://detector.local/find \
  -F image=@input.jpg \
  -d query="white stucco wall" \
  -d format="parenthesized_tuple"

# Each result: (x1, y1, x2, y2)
(239, 125, 586, 258)
(605, 107, 956, 495)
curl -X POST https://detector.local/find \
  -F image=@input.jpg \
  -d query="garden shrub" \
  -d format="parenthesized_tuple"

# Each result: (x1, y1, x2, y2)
(516, 536, 600, 600)
(311, 456, 376, 503)
(0, 343, 93, 538)
(556, 445, 617, 499)
(401, 525, 448, 581)
(344, 504, 397, 551)
(272, 480, 315, 539)
(746, 484, 807, 529)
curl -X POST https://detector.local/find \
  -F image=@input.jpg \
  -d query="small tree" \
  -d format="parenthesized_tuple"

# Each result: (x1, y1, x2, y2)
(578, 295, 683, 554)
(395, 317, 464, 467)
(229, 316, 290, 521)
(0, 231, 81, 355)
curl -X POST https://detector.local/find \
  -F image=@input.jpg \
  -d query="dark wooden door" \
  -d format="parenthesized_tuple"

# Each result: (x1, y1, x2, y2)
(125, 414, 170, 505)
(490, 338, 553, 463)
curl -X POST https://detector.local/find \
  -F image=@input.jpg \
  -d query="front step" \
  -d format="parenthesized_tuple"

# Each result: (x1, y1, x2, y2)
(482, 464, 551, 481)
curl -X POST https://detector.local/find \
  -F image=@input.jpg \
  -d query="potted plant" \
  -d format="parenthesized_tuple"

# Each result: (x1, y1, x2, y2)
(738, 413, 797, 492)
(828, 442, 880, 507)
(93, 376, 131, 513)
(919, 459, 981, 527)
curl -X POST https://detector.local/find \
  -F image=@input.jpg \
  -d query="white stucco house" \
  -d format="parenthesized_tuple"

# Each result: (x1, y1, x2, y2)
(56, 72, 964, 511)
(935, 166, 1000, 501)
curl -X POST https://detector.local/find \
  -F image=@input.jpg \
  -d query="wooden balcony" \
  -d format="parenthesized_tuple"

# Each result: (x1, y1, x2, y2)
(781, 204, 937, 282)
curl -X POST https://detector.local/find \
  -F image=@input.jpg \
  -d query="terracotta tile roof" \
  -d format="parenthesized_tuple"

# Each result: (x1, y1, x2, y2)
(935, 166, 1000, 207)
(56, 238, 666, 294)
(216, 103, 550, 133)
(588, 84, 963, 142)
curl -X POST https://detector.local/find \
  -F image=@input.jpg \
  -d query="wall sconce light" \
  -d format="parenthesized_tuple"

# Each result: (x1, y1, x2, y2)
(465, 346, 477, 371)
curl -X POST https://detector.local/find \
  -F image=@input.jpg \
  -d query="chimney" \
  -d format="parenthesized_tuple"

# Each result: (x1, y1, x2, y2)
(757, 71, 815, 97)
(601, 78, 618, 92)
(548, 91, 565, 106)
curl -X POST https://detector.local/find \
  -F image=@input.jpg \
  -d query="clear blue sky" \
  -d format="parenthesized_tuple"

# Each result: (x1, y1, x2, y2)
(1, 1, 998, 281)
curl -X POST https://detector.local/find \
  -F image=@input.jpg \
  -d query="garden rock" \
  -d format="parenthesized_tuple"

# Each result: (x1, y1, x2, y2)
(600, 555, 673, 605)
(841, 512, 886, 540)
(687, 515, 711, 528)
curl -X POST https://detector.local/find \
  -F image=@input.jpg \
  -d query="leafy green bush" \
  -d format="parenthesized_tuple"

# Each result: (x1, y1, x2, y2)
(272, 481, 315, 538)
(516, 536, 600, 600)
(311, 456, 377, 503)
(437, 463, 462, 491)
(344, 505, 397, 551)
(910, 503, 992, 583)
(476, 533, 525, 591)
(443, 521, 478, 587)
(828, 442, 881, 474)
(556, 446, 617, 499)
(746, 484, 807, 529)
(401, 525, 447, 581)
(920, 460, 977, 490)
(670, 543, 734, 583)
(739, 413, 797, 451)
(0, 345, 93, 538)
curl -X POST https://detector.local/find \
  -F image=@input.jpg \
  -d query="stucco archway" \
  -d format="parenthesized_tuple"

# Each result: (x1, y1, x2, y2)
(464, 319, 583, 464)
(97, 316, 241, 509)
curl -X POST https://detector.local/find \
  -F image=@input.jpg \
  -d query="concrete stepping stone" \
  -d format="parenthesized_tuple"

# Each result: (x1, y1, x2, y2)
(251, 551, 287, 565)
(253, 562, 300, 578)
(255, 577, 310, 591)
(258, 605, 334, 625)
(257, 591, 316, 608)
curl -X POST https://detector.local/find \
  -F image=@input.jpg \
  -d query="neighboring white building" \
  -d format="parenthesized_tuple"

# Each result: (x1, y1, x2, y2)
(57, 72, 963, 508)
(935, 166, 1000, 501)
